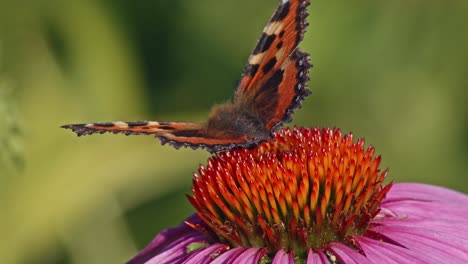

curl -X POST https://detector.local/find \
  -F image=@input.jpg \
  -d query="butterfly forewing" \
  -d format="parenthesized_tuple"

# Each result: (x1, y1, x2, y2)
(236, 0, 310, 97)
(62, 121, 204, 137)
(61, 121, 254, 152)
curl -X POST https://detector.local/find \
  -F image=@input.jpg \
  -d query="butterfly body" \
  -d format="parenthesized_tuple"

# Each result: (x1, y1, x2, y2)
(206, 104, 267, 140)
(63, 0, 312, 153)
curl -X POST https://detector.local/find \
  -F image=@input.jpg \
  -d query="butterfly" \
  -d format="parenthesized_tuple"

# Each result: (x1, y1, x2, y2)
(62, 0, 312, 153)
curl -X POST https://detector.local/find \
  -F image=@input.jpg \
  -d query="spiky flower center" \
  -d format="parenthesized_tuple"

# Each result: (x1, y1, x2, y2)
(188, 127, 392, 257)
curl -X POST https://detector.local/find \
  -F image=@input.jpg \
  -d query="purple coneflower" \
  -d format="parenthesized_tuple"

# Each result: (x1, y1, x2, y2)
(128, 127, 468, 264)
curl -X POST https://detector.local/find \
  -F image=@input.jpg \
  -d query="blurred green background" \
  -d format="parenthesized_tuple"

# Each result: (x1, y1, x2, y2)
(1, 0, 467, 263)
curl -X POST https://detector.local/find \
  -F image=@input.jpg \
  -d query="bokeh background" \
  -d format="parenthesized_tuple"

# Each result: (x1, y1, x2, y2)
(1, 0, 467, 263)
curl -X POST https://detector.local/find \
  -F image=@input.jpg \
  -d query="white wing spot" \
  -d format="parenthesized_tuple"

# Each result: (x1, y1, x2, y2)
(147, 121, 160, 126)
(114, 121, 128, 127)
(276, 48, 286, 61)
(264, 21, 284, 35)
(249, 53, 266, 65)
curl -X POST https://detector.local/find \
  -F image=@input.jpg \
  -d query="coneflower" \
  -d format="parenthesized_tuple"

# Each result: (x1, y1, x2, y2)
(128, 127, 468, 264)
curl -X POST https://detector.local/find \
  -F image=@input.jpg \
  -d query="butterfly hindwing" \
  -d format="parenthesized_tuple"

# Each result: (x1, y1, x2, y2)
(252, 48, 311, 131)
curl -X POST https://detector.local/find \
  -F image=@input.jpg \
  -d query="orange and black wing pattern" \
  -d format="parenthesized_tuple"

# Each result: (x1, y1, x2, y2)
(235, 0, 311, 132)
(62, 0, 312, 153)
(236, 0, 310, 96)
(252, 48, 311, 132)
(61, 121, 252, 152)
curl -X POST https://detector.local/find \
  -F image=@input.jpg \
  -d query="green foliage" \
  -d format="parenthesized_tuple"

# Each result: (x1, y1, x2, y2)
(0, 67, 23, 175)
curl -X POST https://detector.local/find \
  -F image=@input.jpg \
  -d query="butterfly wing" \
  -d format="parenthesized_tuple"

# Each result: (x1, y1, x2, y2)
(236, 0, 310, 93)
(61, 121, 252, 152)
(62, 0, 312, 153)
(251, 48, 311, 132)
(235, 0, 311, 131)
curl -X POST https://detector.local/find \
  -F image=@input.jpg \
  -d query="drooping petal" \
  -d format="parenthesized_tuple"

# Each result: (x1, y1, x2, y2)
(183, 244, 228, 264)
(381, 184, 468, 225)
(373, 216, 468, 238)
(306, 249, 329, 264)
(137, 232, 206, 264)
(210, 247, 248, 264)
(355, 236, 437, 263)
(272, 249, 294, 264)
(383, 183, 468, 204)
(229, 247, 267, 264)
(328, 242, 372, 264)
(368, 183, 468, 263)
(381, 200, 468, 222)
(370, 225, 468, 263)
(127, 215, 207, 264)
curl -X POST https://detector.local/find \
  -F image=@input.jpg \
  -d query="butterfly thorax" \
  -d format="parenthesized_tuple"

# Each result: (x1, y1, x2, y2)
(206, 103, 268, 140)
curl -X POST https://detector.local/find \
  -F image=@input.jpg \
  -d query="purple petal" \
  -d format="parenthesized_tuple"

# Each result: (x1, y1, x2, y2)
(272, 249, 294, 264)
(366, 183, 468, 262)
(128, 215, 207, 264)
(306, 249, 329, 264)
(355, 236, 436, 263)
(372, 216, 468, 238)
(328, 242, 372, 264)
(210, 247, 248, 264)
(230, 247, 267, 264)
(142, 232, 207, 264)
(384, 183, 468, 204)
(182, 244, 228, 264)
(369, 225, 468, 262)
(129, 183, 468, 263)
(381, 200, 468, 221)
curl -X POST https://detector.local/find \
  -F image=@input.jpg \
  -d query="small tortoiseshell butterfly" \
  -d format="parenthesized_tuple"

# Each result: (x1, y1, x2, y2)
(62, 0, 312, 153)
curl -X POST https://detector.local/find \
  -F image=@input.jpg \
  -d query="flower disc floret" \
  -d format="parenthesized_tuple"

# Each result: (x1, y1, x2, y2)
(188, 127, 392, 256)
